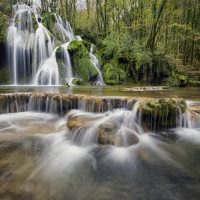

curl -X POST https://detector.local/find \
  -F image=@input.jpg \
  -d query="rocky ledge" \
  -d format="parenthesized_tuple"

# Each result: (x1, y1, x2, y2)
(0, 93, 191, 132)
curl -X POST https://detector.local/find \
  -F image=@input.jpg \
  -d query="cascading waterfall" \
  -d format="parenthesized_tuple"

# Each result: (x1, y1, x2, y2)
(33, 48, 59, 85)
(89, 44, 105, 85)
(61, 43, 73, 83)
(54, 14, 76, 42)
(7, 4, 35, 85)
(0, 92, 200, 199)
(7, 1, 104, 86)
(7, 3, 55, 85)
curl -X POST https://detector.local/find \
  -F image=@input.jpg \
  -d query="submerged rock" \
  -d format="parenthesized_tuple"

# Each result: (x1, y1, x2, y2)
(67, 112, 139, 146)
(98, 122, 121, 146)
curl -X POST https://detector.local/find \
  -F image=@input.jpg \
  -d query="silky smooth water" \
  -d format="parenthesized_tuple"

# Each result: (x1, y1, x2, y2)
(0, 111, 200, 200)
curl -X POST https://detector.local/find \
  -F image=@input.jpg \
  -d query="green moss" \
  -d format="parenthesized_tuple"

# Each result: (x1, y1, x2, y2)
(42, 12, 62, 45)
(71, 78, 84, 85)
(68, 40, 88, 57)
(139, 98, 187, 130)
(68, 40, 99, 83)
(42, 12, 56, 31)
(74, 58, 98, 82)
(0, 12, 7, 43)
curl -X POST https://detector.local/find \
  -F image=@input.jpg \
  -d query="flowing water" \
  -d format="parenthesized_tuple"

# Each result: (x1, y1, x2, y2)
(0, 101, 200, 200)
(7, 2, 104, 86)
(89, 45, 105, 85)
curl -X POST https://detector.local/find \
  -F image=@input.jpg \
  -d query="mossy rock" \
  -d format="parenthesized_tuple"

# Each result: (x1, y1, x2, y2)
(0, 12, 8, 43)
(68, 40, 88, 58)
(103, 63, 126, 85)
(42, 12, 61, 45)
(139, 98, 187, 130)
(74, 58, 98, 83)
(71, 78, 83, 85)
(68, 40, 99, 83)
(42, 12, 56, 32)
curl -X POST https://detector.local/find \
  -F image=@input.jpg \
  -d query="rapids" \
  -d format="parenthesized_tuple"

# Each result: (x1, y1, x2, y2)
(0, 99, 200, 200)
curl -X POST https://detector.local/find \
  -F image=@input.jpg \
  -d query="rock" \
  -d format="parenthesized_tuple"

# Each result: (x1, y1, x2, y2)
(97, 122, 121, 146)
(124, 86, 169, 92)
(139, 98, 187, 130)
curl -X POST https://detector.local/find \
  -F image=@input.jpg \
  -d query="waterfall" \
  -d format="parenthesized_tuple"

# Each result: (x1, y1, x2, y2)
(7, 4, 35, 85)
(7, 3, 55, 85)
(54, 14, 76, 42)
(179, 101, 200, 129)
(32, 22, 54, 78)
(89, 44, 105, 85)
(33, 48, 59, 85)
(61, 43, 73, 83)
(6, 2, 104, 86)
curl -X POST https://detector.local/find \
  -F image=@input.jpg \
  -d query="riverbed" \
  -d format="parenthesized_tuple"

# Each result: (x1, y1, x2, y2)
(0, 86, 199, 200)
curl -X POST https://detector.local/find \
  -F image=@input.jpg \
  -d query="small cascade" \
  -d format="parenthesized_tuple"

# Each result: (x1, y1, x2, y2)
(0, 93, 199, 132)
(0, 93, 136, 115)
(33, 48, 59, 85)
(54, 14, 76, 42)
(89, 44, 105, 85)
(179, 101, 200, 129)
(32, 22, 54, 77)
(61, 43, 73, 82)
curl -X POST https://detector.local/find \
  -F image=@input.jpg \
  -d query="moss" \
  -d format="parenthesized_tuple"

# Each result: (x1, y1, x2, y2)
(42, 12, 62, 45)
(71, 78, 83, 85)
(103, 63, 126, 85)
(74, 58, 98, 82)
(0, 12, 8, 43)
(68, 40, 88, 57)
(42, 12, 56, 31)
(139, 98, 187, 130)
(68, 40, 99, 83)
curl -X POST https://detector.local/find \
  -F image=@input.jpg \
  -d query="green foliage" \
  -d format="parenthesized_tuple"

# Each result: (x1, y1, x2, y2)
(74, 58, 98, 82)
(42, 12, 56, 30)
(163, 72, 188, 87)
(0, 0, 11, 15)
(103, 63, 126, 85)
(68, 40, 88, 58)
(0, 12, 7, 43)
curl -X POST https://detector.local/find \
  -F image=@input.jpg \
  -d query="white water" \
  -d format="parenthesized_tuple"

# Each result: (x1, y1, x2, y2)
(89, 44, 105, 85)
(0, 99, 200, 199)
(7, 3, 55, 85)
(33, 48, 59, 85)
(7, 2, 104, 86)
(61, 43, 73, 82)
(54, 14, 76, 42)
